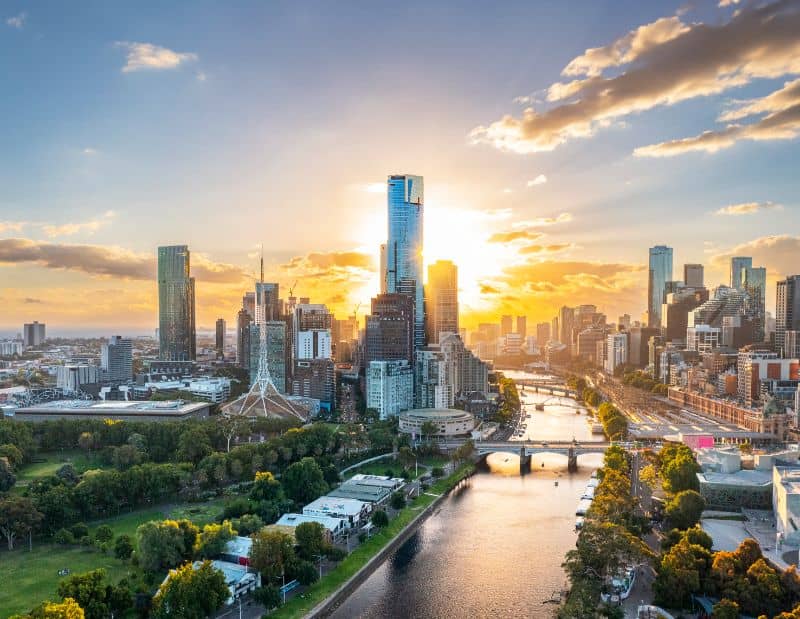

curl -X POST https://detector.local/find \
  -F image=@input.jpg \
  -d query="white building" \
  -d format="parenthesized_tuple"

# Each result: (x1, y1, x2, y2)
(366, 360, 414, 419)
(686, 325, 720, 353)
(133, 377, 231, 403)
(415, 348, 454, 409)
(275, 513, 348, 540)
(297, 329, 332, 360)
(302, 496, 371, 527)
(773, 466, 800, 546)
(56, 365, 100, 392)
(0, 341, 23, 356)
(605, 333, 628, 374)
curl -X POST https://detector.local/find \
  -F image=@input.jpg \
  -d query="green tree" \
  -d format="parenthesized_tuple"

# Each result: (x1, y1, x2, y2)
(176, 427, 213, 465)
(281, 457, 329, 506)
(136, 519, 198, 572)
(653, 537, 712, 609)
(250, 529, 296, 582)
(293, 560, 319, 586)
(151, 560, 229, 619)
(390, 491, 406, 510)
(252, 585, 281, 610)
(0, 457, 16, 492)
(113, 535, 134, 560)
(712, 599, 740, 619)
(0, 495, 43, 550)
(93, 524, 114, 543)
(371, 509, 389, 527)
(665, 490, 705, 530)
(231, 514, 263, 536)
(294, 521, 326, 560)
(250, 471, 283, 503)
(27, 597, 86, 619)
(56, 569, 130, 619)
(0, 444, 24, 468)
(420, 420, 438, 442)
(195, 521, 236, 558)
(662, 452, 701, 493)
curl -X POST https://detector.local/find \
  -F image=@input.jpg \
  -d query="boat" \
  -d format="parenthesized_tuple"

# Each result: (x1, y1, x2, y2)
(575, 516, 584, 530)
(554, 480, 559, 487)
(581, 486, 595, 500)
(575, 498, 593, 516)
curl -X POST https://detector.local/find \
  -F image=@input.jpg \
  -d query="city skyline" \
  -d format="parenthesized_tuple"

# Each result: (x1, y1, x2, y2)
(2, 0, 800, 336)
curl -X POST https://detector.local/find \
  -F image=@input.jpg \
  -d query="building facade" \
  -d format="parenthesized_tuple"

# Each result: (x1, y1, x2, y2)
(101, 336, 132, 384)
(366, 360, 414, 419)
(648, 245, 673, 328)
(157, 245, 196, 361)
(425, 260, 458, 345)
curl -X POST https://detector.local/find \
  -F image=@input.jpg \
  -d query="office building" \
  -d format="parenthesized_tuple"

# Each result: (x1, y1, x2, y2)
(56, 365, 100, 393)
(606, 333, 628, 374)
(264, 321, 288, 393)
(366, 360, 414, 419)
(684, 264, 704, 288)
(737, 348, 800, 407)
(558, 306, 574, 347)
(516, 316, 527, 339)
(215, 319, 226, 356)
(293, 304, 332, 359)
(576, 327, 607, 364)
(157, 245, 196, 361)
(629, 327, 661, 367)
(101, 336, 132, 384)
(297, 329, 332, 360)
(23, 321, 46, 348)
(618, 314, 632, 331)
(730, 257, 752, 290)
(776, 276, 800, 358)
(291, 358, 335, 410)
(365, 293, 415, 366)
(500, 315, 513, 337)
(379, 243, 388, 295)
(425, 260, 458, 345)
(0, 340, 23, 356)
(686, 325, 721, 353)
(742, 266, 767, 342)
(255, 282, 281, 324)
(663, 288, 709, 342)
(242, 292, 255, 320)
(648, 245, 673, 328)
(386, 174, 425, 349)
(236, 309, 252, 368)
(415, 346, 453, 408)
(536, 322, 551, 347)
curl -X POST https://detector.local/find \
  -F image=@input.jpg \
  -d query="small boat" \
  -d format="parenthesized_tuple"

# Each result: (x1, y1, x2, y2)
(535, 403, 545, 411)
(554, 480, 559, 487)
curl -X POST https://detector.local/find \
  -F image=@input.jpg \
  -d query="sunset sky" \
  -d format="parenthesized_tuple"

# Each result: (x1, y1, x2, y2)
(1, 0, 799, 337)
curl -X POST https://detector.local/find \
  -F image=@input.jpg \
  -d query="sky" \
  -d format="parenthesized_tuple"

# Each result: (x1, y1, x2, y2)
(1, 0, 799, 337)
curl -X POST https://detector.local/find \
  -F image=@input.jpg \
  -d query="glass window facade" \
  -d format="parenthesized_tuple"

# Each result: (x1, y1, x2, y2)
(648, 245, 673, 328)
(158, 245, 196, 361)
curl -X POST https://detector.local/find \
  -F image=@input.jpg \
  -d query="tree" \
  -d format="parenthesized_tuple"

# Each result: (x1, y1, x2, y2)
(220, 417, 249, 452)
(250, 529, 296, 582)
(398, 446, 416, 469)
(195, 521, 236, 558)
(295, 521, 326, 560)
(0, 444, 24, 469)
(281, 458, 329, 506)
(371, 509, 389, 527)
(252, 585, 281, 610)
(56, 569, 130, 619)
(55, 464, 79, 486)
(93, 524, 114, 543)
(712, 599, 740, 619)
(0, 457, 16, 492)
(420, 421, 438, 442)
(231, 514, 263, 536)
(390, 492, 406, 510)
(653, 537, 712, 609)
(0, 495, 43, 550)
(250, 471, 283, 503)
(662, 452, 701, 493)
(114, 535, 134, 560)
(293, 560, 319, 586)
(136, 519, 198, 573)
(665, 490, 705, 530)
(176, 427, 213, 465)
(151, 561, 229, 619)
(27, 598, 86, 619)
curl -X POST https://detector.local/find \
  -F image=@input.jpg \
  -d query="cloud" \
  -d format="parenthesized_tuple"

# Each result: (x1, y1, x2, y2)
(512, 212, 573, 227)
(527, 174, 548, 187)
(115, 41, 198, 73)
(487, 230, 543, 244)
(470, 1, 800, 154)
(23, 297, 42, 304)
(636, 77, 800, 156)
(361, 183, 386, 193)
(710, 235, 800, 280)
(191, 254, 249, 284)
(479, 282, 501, 295)
(41, 211, 116, 238)
(0, 238, 153, 279)
(518, 243, 573, 255)
(284, 251, 374, 273)
(0, 221, 26, 234)
(5, 12, 25, 28)
(82, 147, 98, 155)
(714, 201, 783, 216)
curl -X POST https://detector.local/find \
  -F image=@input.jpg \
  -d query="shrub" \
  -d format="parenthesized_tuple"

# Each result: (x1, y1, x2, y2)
(54, 528, 75, 545)
(431, 467, 444, 478)
(94, 524, 114, 543)
(371, 509, 389, 528)
(70, 522, 89, 539)
(114, 535, 134, 560)
(324, 546, 347, 562)
(390, 492, 406, 510)
(294, 560, 319, 586)
(252, 585, 281, 610)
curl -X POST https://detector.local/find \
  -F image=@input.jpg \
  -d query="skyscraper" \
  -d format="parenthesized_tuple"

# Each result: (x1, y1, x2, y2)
(742, 266, 767, 342)
(730, 257, 752, 290)
(157, 245, 196, 361)
(684, 264, 704, 288)
(386, 174, 424, 349)
(516, 316, 527, 339)
(558, 306, 574, 347)
(500, 315, 513, 337)
(776, 276, 800, 357)
(215, 318, 226, 356)
(265, 320, 288, 392)
(365, 293, 415, 366)
(22, 321, 46, 348)
(255, 282, 281, 323)
(293, 304, 332, 359)
(379, 243, 388, 295)
(236, 308, 252, 368)
(648, 245, 673, 328)
(425, 260, 458, 345)
(101, 335, 132, 384)
(536, 322, 550, 346)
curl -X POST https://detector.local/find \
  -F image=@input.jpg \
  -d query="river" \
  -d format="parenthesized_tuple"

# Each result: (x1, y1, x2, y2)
(329, 371, 604, 618)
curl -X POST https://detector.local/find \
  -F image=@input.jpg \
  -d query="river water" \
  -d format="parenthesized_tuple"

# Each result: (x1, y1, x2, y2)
(329, 372, 604, 618)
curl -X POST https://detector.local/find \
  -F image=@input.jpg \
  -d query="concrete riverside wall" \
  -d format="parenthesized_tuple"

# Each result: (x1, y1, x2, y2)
(304, 470, 472, 618)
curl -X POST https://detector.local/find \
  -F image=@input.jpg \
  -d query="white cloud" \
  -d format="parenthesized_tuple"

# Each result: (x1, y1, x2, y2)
(82, 147, 98, 156)
(362, 183, 386, 194)
(5, 12, 25, 28)
(115, 41, 198, 73)
(512, 212, 573, 228)
(41, 211, 116, 238)
(714, 201, 783, 216)
(527, 174, 548, 187)
(503, 188, 513, 194)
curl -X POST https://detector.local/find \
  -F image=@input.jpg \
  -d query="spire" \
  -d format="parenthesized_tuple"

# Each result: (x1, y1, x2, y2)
(260, 244, 264, 283)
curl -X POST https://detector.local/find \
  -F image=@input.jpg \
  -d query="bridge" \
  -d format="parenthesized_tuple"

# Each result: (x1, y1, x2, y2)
(516, 380, 577, 399)
(442, 439, 610, 474)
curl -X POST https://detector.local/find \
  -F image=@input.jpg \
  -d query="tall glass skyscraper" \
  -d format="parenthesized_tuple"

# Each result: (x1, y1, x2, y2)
(730, 256, 753, 290)
(648, 245, 673, 328)
(386, 174, 424, 349)
(158, 245, 196, 361)
(742, 266, 767, 342)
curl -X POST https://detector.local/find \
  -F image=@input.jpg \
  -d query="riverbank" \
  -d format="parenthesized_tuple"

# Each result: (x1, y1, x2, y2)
(268, 463, 476, 619)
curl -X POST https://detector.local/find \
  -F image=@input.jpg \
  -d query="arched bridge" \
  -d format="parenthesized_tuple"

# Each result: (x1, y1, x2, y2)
(516, 380, 578, 399)
(442, 439, 609, 474)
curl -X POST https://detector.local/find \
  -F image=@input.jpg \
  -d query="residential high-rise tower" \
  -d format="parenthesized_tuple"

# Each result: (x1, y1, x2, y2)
(648, 245, 673, 328)
(157, 245, 196, 361)
(425, 260, 458, 345)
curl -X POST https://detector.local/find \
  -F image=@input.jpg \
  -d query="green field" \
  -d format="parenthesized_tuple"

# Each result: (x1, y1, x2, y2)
(0, 544, 134, 617)
(16, 451, 104, 486)
(93, 497, 229, 540)
(270, 463, 475, 618)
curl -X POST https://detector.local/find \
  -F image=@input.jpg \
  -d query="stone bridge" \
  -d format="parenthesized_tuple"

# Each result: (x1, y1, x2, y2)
(442, 440, 609, 475)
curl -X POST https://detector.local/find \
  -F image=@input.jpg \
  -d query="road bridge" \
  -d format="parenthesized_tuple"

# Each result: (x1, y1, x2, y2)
(442, 439, 609, 474)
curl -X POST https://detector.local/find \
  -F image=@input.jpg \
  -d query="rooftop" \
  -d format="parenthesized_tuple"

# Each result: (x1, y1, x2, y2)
(698, 469, 772, 488)
(20, 399, 207, 413)
(276, 513, 347, 531)
(399, 408, 474, 421)
(303, 496, 369, 515)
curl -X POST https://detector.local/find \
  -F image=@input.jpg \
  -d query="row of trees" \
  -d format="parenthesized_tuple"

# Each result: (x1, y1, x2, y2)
(618, 368, 669, 396)
(495, 377, 520, 424)
(560, 446, 652, 617)
(596, 402, 628, 441)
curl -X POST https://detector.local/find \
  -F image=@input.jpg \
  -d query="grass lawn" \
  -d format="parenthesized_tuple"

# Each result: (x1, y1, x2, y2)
(270, 463, 475, 618)
(16, 451, 104, 486)
(93, 497, 229, 540)
(0, 544, 134, 617)
(345, 460, 408, 479)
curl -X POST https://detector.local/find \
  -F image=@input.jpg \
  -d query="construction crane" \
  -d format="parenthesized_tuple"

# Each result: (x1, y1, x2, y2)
(288, 280, 298, 298)
(352, 302, 361, 320)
